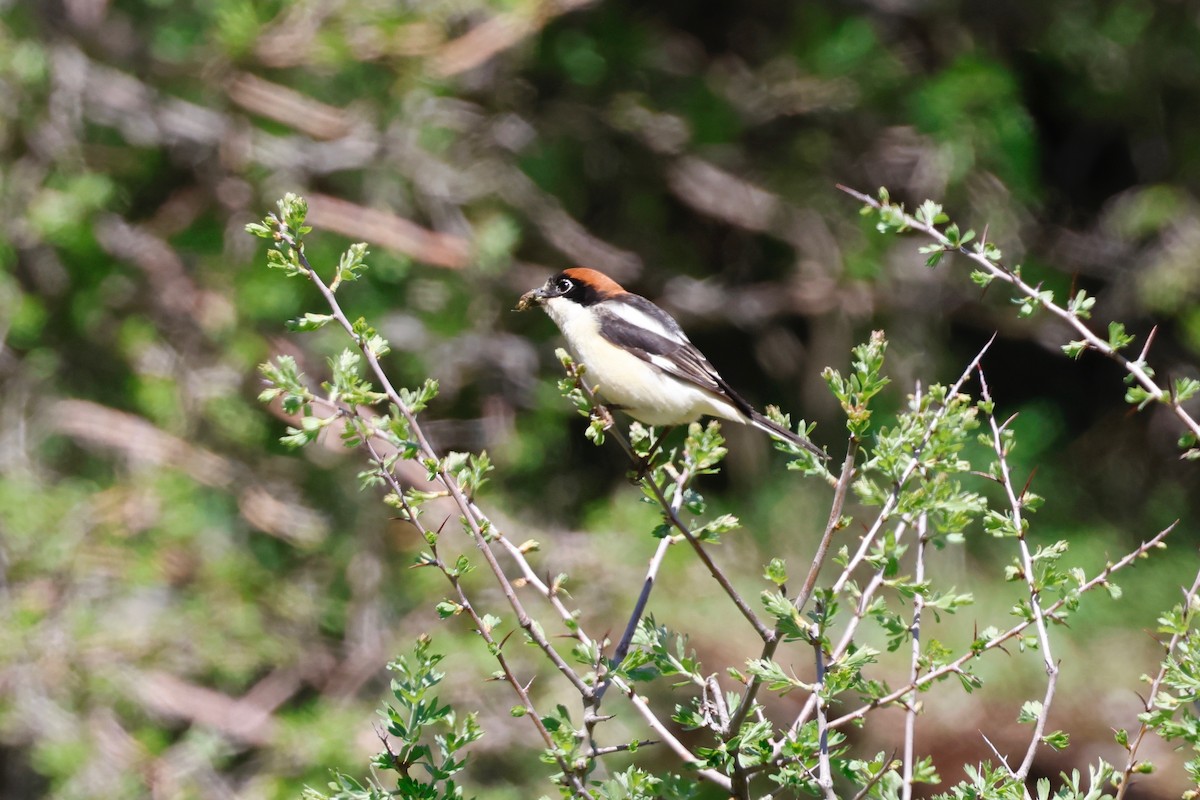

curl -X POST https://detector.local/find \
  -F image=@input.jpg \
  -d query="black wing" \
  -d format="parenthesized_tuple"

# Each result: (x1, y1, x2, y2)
(594, 296, 755, 418)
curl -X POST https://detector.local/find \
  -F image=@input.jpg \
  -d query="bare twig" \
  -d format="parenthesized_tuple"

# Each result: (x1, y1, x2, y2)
(901, 513, 929, 800)
(595, 534, 676, 702)
(588, 740, 660, 758)
(813, 638, 837, 800)
(978, 369, 1059, 783)
(795, 440, 860, 614)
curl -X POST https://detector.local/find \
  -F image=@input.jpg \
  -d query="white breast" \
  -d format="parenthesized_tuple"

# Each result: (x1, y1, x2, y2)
(542, 297, 746, 426)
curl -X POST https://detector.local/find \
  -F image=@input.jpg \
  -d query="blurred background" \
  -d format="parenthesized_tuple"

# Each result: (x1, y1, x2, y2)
(2, 0, 1200, 797)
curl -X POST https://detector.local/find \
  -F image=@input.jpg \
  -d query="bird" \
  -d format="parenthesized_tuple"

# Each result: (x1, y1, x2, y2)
(517, 267, 826, 460)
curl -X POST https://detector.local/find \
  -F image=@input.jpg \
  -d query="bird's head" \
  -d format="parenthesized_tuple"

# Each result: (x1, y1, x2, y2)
(516, 268, 627, 311)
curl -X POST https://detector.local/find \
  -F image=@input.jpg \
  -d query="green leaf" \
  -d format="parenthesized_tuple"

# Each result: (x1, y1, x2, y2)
(761, 591, 810, 641)
(914, 199, 946, 227)
(969, 269, 995, 287)
(745, 658, 810, 695)
(435, 600, 463, 618)
(286, 312, 335, 332)
(1067, 289, 1095, 319)
(764, 558, 788, 586)
(1108, 321, 1135, 352)
(1041, 730, 1069, 750)
(1061, 340, 1088, 360)
(1174, 377, 1200, 403)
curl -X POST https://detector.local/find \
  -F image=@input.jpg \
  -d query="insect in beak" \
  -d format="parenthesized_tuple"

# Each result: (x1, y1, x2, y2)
(515, 286, 547, 312)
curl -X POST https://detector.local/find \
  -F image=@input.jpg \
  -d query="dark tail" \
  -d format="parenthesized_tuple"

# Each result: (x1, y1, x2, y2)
(749, 410, 828, 460)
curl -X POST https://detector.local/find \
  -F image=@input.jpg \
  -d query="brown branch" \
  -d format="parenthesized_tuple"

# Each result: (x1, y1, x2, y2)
(47, 399, 328, 546)
(307, 193, 471, 269)
(431, 0, 598, 77)
(226, 73, 353, 141)
(131, 668, 310, 746)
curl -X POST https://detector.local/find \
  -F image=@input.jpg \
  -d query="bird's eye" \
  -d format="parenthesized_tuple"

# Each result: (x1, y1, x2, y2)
(555, 277, 574, 294)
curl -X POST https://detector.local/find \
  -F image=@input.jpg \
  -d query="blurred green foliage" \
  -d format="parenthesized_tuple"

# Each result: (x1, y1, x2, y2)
(1, 0, 1200, 797)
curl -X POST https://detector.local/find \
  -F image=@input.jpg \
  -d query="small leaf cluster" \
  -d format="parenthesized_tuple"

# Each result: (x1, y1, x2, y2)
(621, 618, 705, 689)
(594, 768, 696, 800)
(823, 329, 891, 438)
(539, 704, 593, 784)
(856, 382, 986, 546)
(1120, 592, 1200, 793)
(245, 193, 313, 277)
(304, 636, 482, 800)
(555, 349, 620, 446)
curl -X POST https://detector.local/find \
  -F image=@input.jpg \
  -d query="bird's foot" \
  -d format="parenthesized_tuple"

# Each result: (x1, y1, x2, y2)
(591, 404, 615, 430)
(627, 426, 672, 484)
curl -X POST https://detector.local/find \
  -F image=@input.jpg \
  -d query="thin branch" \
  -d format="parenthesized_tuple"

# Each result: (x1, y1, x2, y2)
(595, 534, 676, 703)
(813, 638, 838, 800)
(978, 369, 1058, 782)
(851, 752, 899, 800)
(267, 233, 614, 796)
(795, 439, 861, 613)
(825, 338, 992, 604)
(902, 513, 929, 800)
(358, 433, 595, 798)
(565, 366, 774, 640)
(840, 185, 1200, 448)
(826, 523, 1176, 730)
(766, 339, 994, 760)
(743, 519, 1177, 781)
(287, 241, 598, 699)
(485, 522, 731, 789)
(1114, 564, 1200, 799)
(588, 741, 660, 758)
(725, 437, 858, 740)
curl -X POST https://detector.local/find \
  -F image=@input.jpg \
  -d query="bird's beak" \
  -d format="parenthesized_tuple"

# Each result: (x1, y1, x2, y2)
(515, 286, 547, 312)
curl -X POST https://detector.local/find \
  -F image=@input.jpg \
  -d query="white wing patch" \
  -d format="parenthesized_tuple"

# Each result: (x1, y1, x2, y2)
(605, 297, 691, 346)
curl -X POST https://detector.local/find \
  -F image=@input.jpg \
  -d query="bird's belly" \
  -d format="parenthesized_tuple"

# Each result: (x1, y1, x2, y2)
(546, 295, 744, 426)
(571, 338, 717, 426)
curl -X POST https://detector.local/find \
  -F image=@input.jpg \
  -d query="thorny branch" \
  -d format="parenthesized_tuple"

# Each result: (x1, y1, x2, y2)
(979, 369, 1059, 786)
(840, 185, 1200, 451)
(563, 362, 777, 641)
(828, 523, 1175, 731)
(768, 337, 994, 761)
(281, 245, 595, 797)
(1114, 566, 1200, 799)
(358, 432, 594, 797)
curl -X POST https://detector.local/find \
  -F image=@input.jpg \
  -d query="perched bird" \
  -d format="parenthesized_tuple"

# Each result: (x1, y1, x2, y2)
(517, 267, 826, 459)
